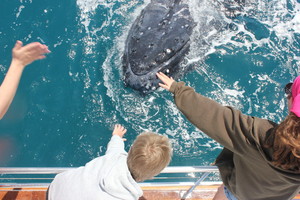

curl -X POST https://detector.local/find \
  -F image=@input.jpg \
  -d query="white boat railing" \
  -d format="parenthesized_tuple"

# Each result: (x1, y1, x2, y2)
(0, 166, 221, 199)
(0, 166, 221, 188)
(0, 166, 219, 174)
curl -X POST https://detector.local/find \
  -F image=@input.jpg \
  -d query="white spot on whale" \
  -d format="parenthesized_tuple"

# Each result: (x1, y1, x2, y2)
(165, 49, 172, 54)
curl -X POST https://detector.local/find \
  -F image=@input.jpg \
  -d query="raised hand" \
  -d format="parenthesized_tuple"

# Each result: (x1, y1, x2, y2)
(12, 41, 50, 67)
(156, 72, 174, 91)
(112, 124, 127, 141)
(0, 41, 50, 119)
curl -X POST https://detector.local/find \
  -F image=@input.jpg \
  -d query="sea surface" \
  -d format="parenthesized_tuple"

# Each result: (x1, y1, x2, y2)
(0, 0, 299, 175)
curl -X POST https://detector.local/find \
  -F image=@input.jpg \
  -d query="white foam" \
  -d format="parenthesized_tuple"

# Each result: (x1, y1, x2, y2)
(78, 0, 299, 156)
(16, 5, 25, 18)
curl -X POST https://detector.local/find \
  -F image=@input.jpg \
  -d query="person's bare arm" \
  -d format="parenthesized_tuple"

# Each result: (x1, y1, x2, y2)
(0, 41, 50, 119)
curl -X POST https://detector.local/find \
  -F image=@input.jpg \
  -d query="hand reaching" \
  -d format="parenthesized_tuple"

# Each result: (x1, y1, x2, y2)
(0, 41, 50, 119)
(12, 40, 51, 67)
(156, 72, 174, 91)
(112, 124, 127, 141)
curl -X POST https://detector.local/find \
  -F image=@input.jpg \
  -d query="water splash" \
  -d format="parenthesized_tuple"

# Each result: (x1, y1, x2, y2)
(77, 0, 300, 157)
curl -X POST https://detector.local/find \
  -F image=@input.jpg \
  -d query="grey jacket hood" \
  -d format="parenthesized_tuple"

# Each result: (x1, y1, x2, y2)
(48, 135, 143, 200)
(98, 151, 143, 199)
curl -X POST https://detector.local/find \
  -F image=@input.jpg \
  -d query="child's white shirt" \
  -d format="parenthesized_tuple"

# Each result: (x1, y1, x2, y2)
(48, 135, 143, 200)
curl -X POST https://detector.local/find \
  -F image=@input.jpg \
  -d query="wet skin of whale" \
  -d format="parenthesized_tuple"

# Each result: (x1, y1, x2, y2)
(122, 0, 195, 94)
(122, 0, 245, 93)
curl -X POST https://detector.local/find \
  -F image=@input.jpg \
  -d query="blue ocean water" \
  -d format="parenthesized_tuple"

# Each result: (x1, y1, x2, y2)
(0, 0, 299, 172)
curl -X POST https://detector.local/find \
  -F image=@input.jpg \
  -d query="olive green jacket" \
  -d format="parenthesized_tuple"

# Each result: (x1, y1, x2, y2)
(170, 81, 300, 200)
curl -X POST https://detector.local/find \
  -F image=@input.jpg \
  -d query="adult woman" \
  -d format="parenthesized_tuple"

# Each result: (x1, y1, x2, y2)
(157, 72, 300, 200)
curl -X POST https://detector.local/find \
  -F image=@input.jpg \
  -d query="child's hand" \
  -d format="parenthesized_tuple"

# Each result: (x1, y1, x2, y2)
(156, 72, 174, 91)
(12, 41, 51, 67)
(112, 124, 127, 141)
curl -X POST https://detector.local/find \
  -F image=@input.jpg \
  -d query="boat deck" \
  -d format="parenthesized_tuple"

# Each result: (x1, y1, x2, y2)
(0, 185, 299, 200)
(0, 185, 223, 200)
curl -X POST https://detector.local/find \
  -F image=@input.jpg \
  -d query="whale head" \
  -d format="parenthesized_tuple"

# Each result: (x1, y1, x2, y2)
(122, 0, 195, 93)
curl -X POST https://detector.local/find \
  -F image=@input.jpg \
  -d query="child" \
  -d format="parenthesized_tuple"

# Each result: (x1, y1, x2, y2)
(0, 41, 50, 119)
(156, 72, 300, 200)
(48, 124, 172, 200)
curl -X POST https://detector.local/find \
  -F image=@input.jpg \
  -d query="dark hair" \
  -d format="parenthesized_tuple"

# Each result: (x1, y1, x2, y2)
(285, 82, 293, 97)
(267, 112, 300, 171)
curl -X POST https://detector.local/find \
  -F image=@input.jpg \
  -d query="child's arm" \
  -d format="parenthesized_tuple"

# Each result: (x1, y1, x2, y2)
(0, 41, 50, 119)
(105, 124, 127, 155)
(112, 124, 127, 141)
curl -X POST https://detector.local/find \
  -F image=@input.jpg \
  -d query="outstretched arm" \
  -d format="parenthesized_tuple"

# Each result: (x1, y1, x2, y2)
(0, 41, 50, 119)
(112, 124, 127, 141)
(106, 124, 127, 155)
(157, 72, 263, 154)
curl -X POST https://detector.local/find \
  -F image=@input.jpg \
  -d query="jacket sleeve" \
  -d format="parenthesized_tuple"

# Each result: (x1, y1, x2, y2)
(170, 81, 256, 154)
(105, 135, 125, 155)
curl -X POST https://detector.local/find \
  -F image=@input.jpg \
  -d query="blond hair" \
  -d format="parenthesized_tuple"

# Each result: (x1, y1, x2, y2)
(127, 132, 172, 182)
(266, 112, 300, 171)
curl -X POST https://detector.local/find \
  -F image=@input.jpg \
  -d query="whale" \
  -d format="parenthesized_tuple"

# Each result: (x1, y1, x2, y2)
(122, 0, 195, 93)
(122, 0, 245, 94)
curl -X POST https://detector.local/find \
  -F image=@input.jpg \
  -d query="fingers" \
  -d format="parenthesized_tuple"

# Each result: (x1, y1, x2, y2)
(114, 124, 126, 133)
(157, 72, 172, 83)
(112, 124, 127, 139)
(37, 55, 46, 60)
(13, 40, 23, 50)
(39, 44, 51, 54)
(23, 42, 51, 54)
(156, 72, 167, 84)
(158, 82, 168, 90)
(157, 72, 169, 79)
(156, 72, 165, 80)
(13, 41, 50, 59)
(156, 72, 174, 91)
(12, 41, 51, 66)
